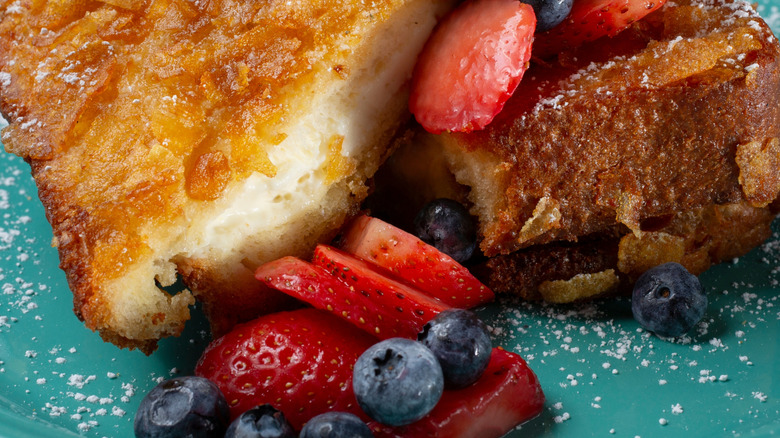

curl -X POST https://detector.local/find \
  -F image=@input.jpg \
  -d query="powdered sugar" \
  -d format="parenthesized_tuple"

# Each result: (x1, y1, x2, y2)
(529, 0, 776, 118)
(753, 392, 768, 402)
(66, 374, 97, 389)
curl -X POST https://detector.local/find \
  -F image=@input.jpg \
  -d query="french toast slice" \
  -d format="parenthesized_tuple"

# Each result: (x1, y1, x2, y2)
(0, 0, 454, 352)
(370, 0, 780, 301)
(437, 0, 780, 257)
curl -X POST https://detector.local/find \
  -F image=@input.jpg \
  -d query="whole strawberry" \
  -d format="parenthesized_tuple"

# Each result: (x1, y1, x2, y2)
(194, 308, 376, 429)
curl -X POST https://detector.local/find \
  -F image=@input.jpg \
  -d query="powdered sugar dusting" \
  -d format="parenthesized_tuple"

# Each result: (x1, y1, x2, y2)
(0, 72, 11, 89)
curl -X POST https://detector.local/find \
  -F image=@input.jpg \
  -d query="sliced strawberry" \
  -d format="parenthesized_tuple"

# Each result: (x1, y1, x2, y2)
(409, 0, 536, 134)
(255, 248, 450, 339)
(311, 244, 451, 339)
(254, 255, 427, 338)
(340, 215, 494, 309)
(533, 0, 667, 59)
(368, 348, 545, 437)
(194, 308, 375, 428)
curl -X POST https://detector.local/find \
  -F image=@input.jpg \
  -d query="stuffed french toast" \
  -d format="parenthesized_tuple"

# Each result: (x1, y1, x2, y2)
(0, 0, 455, 352)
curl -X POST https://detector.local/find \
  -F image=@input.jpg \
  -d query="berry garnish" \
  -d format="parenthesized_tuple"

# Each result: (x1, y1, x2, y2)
(533, 0, 667, 58)
(353, 338, 444, 426)
(313, 244, 451, 338)
(256, 249, 450, 339)
(299, 412, 374, 438)
(522, 0, 574, 31)
(368, 349, 545, 437)
(631, 262, 707, 337)
(413, 199, 477, 263)
(409, 0, 536, 133)
(340, 215, 494, 309)
(224, 405, 295, 438)
(133, 376, 230, 438)
(418, 309, 493, 389)
(195, 308, 375, 428)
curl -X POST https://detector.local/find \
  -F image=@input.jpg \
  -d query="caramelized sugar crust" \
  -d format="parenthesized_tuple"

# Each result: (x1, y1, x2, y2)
(438, 0, 780, 257)
(0, 0, 448, 351)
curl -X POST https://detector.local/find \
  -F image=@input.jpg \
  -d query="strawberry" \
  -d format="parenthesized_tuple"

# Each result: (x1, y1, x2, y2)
(256, 255, 445, 339)
(310, 244, 451, 339)
(255, 252, 450, 340)
(340, 215, 494, 309)
(533, 0, 667, 59)
(368, 348, 545, 437)
(409, 0, 536, 134)
(194, 308, 375, 429)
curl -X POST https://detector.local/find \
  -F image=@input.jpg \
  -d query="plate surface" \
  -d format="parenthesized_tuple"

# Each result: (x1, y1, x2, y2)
(1, 3, 780, 436)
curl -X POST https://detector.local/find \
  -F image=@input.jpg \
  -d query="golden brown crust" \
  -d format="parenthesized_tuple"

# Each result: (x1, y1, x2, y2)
(436, 0, 780, 257)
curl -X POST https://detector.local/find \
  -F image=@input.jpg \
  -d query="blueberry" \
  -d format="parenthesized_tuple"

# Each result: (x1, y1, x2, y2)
(631, 262, 707, 338)
(353, 338, 444, 426)
(418, 309, 492, 389)
(299, 412, 373, 438)
(134, 376, 229, 438)
(224, 404, 295, 438)
(521, 0, 574, 32)
(413, 198, 477, 263)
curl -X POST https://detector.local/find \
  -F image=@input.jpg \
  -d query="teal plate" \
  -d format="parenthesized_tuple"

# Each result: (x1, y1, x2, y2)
(2, 4, 780, 435)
